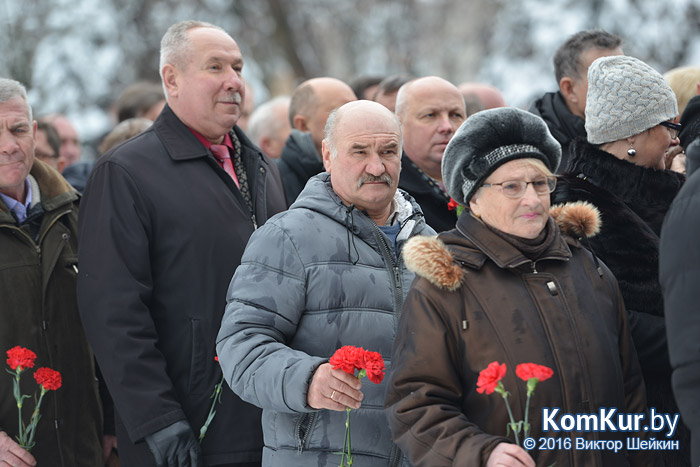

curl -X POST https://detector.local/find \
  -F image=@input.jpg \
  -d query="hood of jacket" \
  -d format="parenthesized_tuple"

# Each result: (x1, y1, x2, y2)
(292, 172, 427, 245)
(403, 201, 601, 290)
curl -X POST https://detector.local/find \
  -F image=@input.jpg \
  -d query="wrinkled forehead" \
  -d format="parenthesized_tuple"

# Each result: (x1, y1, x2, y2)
(187, 27, 243, 62)
(0, 97, 32, 123)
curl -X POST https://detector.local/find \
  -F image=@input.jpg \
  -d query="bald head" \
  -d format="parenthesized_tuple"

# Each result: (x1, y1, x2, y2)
(324, 100, 402, 159)
(289, 77, 357, 154)
(394, 77, 466, 180)
(322, 101, 403, 225)
(458, 82, 507, 114)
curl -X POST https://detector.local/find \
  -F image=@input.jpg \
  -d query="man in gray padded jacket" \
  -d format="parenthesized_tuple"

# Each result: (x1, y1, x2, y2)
(217, 100, 434, 467)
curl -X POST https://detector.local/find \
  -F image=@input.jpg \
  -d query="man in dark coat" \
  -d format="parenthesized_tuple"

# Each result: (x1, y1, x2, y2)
(275, 77, 356, 204)
(0, 78, 104, 467)
(77, 21, 286, 467)
(661, 137, 700, 466)
(529, 29, 622, 172)
(395, 76, 465, 232)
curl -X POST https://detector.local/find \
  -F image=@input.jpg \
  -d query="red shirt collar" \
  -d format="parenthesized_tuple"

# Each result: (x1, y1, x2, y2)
(188, 128, 233, 151)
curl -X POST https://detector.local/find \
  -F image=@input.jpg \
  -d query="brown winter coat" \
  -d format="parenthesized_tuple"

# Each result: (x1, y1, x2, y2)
(385, 203, 656, 467)
(0, 159, 102, 466)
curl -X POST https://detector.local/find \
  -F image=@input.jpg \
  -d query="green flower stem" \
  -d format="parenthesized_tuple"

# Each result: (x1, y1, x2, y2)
(12, 368, 27, 448)
(523, 377, 539, 440)
(347, 407, 353, 466)
(502, 393, 520, 446)
(24, 387, 46, 451)
(523, 392, 532, 440)
(495, 381, 520, 446)
(199, 374, 225, 444)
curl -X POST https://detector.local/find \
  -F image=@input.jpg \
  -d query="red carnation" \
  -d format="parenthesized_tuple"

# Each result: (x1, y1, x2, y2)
(330, 345, 365, 375)
(362, 351, 385, 384)
(33, 367, 62, 391)
(476, 361, 507, 395)
(6, 346, 37, 371)
(516, 363, 553, 383)
(447, 198, 459, 211)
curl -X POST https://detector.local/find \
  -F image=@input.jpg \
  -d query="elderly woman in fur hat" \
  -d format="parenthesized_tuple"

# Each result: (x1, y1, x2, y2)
(552, 55, 689, 466)
(385, 108, 657, 467)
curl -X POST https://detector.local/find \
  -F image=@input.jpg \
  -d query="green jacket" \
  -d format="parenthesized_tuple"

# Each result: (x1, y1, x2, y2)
(0, 159, 102, 466)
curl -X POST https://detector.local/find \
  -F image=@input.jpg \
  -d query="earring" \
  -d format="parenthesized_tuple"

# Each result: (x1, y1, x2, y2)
(627, 145, 636, 157)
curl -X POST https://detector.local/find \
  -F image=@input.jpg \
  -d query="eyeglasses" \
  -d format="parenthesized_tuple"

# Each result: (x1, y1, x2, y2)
(660, 120, 682, 139)
(481, 176, 557, 199)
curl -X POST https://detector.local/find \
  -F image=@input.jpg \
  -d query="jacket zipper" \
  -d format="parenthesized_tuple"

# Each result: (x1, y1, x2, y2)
(4, 225, 41, 255)
(295, 412, 316, 454)
(509, 254, 571, 273)
(388, 443, 403, 467)
(372, 223, 403, 317)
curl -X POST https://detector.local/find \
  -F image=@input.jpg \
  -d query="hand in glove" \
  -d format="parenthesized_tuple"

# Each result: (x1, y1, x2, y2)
(145, 420, 202, 467)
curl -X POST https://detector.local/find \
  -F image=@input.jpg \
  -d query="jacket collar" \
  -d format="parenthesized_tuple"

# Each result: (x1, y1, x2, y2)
(153, 104, 259, 162)
(530, 91, 586, 145)
(568, 140, 684, 209)
(293, 173, 427, 242)
(0, 158, 78, 224)
(279, 130, 324, 176)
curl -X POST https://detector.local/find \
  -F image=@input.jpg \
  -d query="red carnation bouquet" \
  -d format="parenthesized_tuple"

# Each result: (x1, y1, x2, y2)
(477, 361, 553, 446)
(6, 346, 62, 451)
(329, 345, 385, 467)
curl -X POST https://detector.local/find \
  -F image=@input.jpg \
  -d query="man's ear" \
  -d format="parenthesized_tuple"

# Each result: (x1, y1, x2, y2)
(559, 77, 577, 104)
(321, 139, 332, 172)
(293, 114, 309, 132)
(260, 137, 272, 157)
(162, 64, 179, 99)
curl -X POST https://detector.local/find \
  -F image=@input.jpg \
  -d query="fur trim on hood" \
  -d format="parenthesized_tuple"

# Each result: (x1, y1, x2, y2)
(550, 201, 601, 239)
(403, 235, 464, 291)
(403, 201, 602, 291)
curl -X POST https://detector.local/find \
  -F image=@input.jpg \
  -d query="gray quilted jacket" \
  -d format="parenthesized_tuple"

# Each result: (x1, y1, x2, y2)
(217, 172, 434, 467)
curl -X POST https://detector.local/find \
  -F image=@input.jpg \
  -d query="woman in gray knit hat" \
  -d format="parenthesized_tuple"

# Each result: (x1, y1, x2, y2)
(386, 107, 657, 467)
(552, 55, 689, 466)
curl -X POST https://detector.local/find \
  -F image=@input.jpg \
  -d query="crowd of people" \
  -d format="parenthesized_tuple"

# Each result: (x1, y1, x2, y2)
(1, 20, 700, 467)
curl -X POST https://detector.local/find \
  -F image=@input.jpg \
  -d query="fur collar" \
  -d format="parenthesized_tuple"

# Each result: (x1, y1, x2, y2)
(568, 140, 683, 212)
(403, 201, 600, 290)
(0, 159, 77, 218)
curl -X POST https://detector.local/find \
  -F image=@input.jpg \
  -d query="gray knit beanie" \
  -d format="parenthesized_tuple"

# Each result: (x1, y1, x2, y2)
(585, 56, 678, 144)
(441, 107, 561, 205)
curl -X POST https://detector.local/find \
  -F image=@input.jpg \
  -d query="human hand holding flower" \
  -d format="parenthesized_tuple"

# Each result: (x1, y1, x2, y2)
(307, 363, 363, 411)
(326, 346, 386, 467)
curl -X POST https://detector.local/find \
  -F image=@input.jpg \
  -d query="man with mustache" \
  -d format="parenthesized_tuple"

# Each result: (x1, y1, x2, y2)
(77, 20, 286, 467)
(216, 100, 434, 467)
(395, 76, 467, 232)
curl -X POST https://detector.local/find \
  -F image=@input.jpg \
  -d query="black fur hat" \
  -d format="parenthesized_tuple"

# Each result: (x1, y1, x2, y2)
(441, 107, 561, 205)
